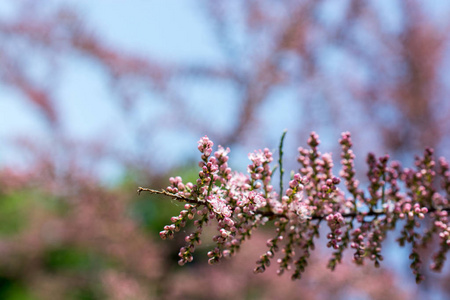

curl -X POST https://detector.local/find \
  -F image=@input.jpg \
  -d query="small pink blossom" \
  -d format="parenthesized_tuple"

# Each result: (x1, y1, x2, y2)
(198, 136, 214, 157)
(207, 195, 232, 218)
(289, 198, 313, 220)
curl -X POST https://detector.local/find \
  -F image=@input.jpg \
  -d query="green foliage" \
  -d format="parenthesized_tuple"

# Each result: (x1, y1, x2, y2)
(0, 189, 66, 236)
(0, 277, 38, 300)
(43, 247, 106, 273)
(0, 192, 30, 235)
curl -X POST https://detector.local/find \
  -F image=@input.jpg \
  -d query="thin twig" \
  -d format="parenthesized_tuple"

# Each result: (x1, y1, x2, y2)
(137, 187, 203, 204)
(278, 129, 288, 201)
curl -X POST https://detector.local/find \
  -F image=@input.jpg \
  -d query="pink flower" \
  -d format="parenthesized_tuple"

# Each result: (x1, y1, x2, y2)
(207, 195, 232, 218)
(246, 191, 267, 209)
(198, 136, 214, 157)
(289, 192, 313, 220)
(214, 146, 230, 160)
(248, 148, 273, 167)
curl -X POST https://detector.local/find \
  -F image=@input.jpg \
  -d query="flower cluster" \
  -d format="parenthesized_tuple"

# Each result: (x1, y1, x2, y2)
(139, 132, 450, 284)
(326, 213, 345, 250)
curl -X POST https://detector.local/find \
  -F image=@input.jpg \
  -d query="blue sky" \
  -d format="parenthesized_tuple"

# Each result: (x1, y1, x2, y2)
(0, 0, 308, 181)
(0, 1, 223, 175)
(1, 0, 450, 181)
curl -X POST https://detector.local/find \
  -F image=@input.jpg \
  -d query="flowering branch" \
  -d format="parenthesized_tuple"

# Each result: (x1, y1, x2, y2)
(139, 132, 450, 283)
(137, 187, 450, 221)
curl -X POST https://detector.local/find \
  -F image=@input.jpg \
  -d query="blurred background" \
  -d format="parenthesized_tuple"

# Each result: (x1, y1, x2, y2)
(1, 0, 450, 299)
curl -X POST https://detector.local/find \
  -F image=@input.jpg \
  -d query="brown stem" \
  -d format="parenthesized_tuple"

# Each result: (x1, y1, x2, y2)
(138, 187, 450, 221)
(137, 187, 204, 205)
